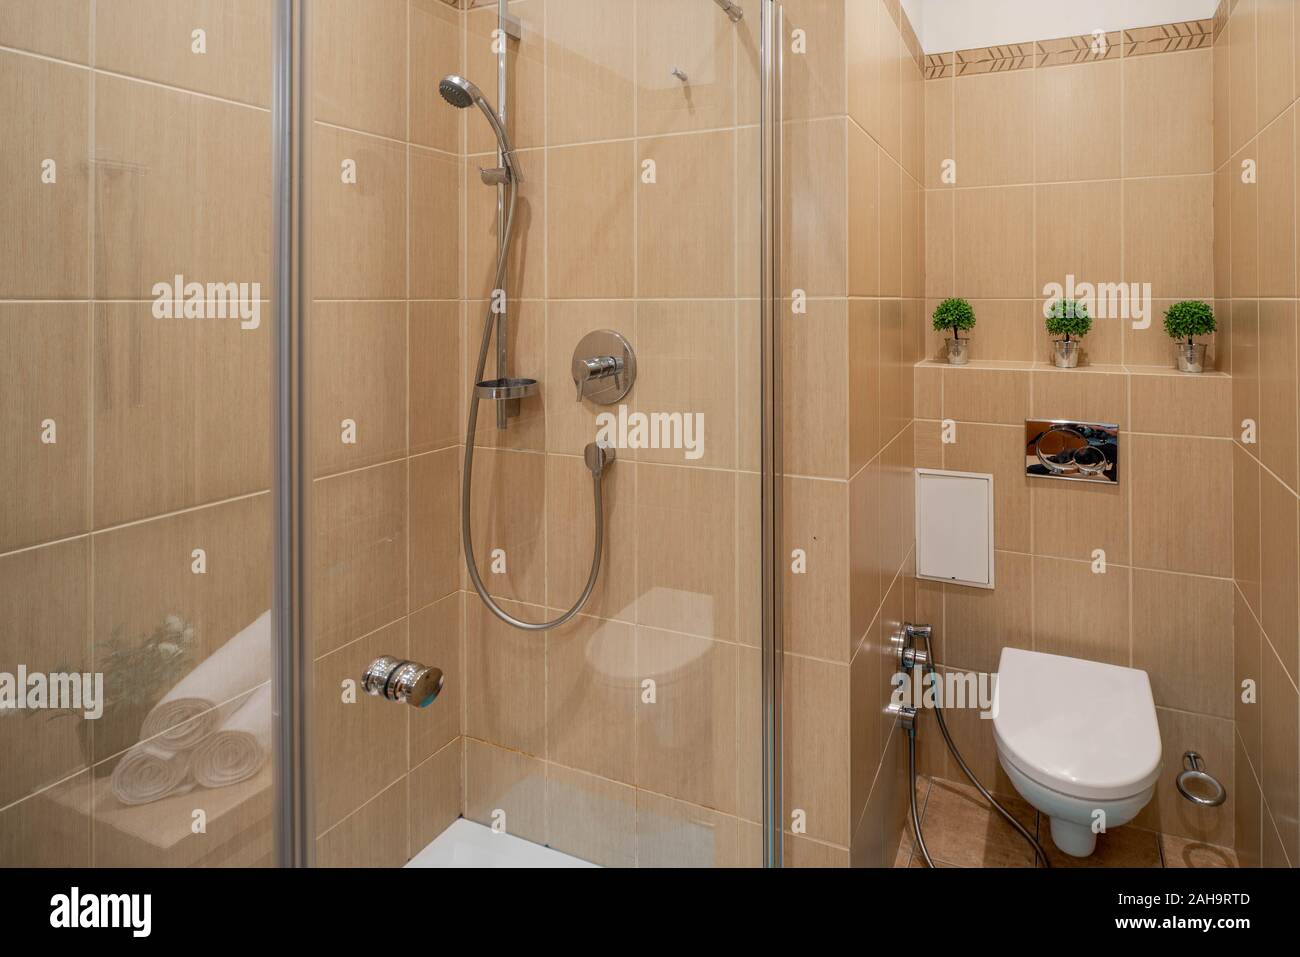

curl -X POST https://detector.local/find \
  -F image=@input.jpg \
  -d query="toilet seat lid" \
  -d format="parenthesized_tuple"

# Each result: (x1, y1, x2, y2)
(992, 648, 1162, 801)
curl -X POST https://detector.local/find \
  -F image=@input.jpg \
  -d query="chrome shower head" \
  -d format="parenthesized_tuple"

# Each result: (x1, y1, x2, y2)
(438, 74, 476, 110)
(438, 74, 521, 182)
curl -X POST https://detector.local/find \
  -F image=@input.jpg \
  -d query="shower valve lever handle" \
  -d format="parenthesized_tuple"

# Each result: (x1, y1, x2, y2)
(574, 354, 623, 401)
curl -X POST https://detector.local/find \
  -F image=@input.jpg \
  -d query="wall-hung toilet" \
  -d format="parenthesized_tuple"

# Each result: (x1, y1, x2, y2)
(991, 648, 1162, 858)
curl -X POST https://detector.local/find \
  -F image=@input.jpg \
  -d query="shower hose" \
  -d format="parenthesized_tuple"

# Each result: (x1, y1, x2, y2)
(907, 628, 1051, 868)
(461, 174, 609, 633)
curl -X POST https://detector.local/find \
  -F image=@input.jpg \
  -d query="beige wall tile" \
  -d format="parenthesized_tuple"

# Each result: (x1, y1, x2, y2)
(1231, 144, 1260, 299)
(1136, 707, 1234, 845)
(546, 614, 635, 782)
(780, 0, 846, 123)
(1034, 181, 1121, 302)
(408, 447, 459, 610)
(1256, 0, 1295, 129)
(877, 1, 903, 160)
(313, 0, 407, 139)
(1130, 434, 1233, 577)
(1214, 21, 1232, 170)
(92, 494, 269, 761)
(925, 190, 954, 299)
(954, 186, 1033, 299)
(942, 366, 1030, 426)
(547, 141, 634, 299)
(310, 123, 405, 300)
(1260, 636, 1299, 860)
(848, 0, 883, 141)
(546, 0, 634, 145)
(943, 422, 1030, 553)
(410, 0, 462, 153)
(1229, 0, 1259, 154)
(409, 301, 461, 455)
(636, 0, 735, 135)
(783, 652, 850, 846)
(784, 298, 848, 479)
(1130, 371, 1233, 438)
(954, 71, 1033, 187)
(1234, 443, 1263, 615)
(0, 540, 89, 808)
(1032, 474, 1128, 565)
(635, 627, 738, 813)
(1123, 48, 1213, 177)
(1030, 367, 1126, 426)
(95, 0, 272, 108)
(1234, 734, 1263, 865)
(546, 764, 636, 867)
(0, 0, 89, 63)
(467, 148, 543, 301)
(635, 789, 743, 867)
(850, 299, 882, 471)
(311, 301, 407, 478)
(1215, 163, 1232, 301)
(1033, 557, 1130, 665)
(1124, 175, 1214, 301)
(463, 737, 546, 843)
(1231, 299, 1260, 444)
(465, 0, 544, 153)
(319, 778, 408, 868)
(1133, 569, 1234, 716)
(1235, 589, 1263, 769)
(637, 130, 738, 295)
(1034, 60, 1121, 182)
(463, 447, 545, 604)
(879, 154, 902, 297)
(850, 460, 883, 643)
(408, 738, 462, 854)
(783, 476, 850, 661)
(1258, 110, 1296, 296)
(1258, 299, 1298, 489)
(408, 593, 461, 764)
(0, 773, 90, 867)
(1259, 470, 1299, 680)
(0, 52, 89, 298)
(545, 453, 636, 622)
(0, 304, 89, 551)
(941, 550, 1032, 674)
(314, 621, 408, 833)
(635, 464, 735, 639)
(410, 146, 461, 301)
(782, 119, 848, 298)
(849, 127, 880, 297)
(464, 596, 546, 755)
(312, 462, 407, 657)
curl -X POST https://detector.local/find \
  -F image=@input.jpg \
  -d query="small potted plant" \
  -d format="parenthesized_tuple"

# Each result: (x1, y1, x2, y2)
(932, 297, 976, 365)
(1045, 298, 1092, 368)
(1163, 300, 1216, 373)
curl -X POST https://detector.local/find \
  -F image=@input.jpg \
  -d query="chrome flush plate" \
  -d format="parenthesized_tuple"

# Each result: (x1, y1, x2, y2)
(1025, 419, 1119, 485)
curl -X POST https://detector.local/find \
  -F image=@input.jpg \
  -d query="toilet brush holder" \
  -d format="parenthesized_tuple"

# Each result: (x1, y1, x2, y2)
(1175, 751, 1226, 807)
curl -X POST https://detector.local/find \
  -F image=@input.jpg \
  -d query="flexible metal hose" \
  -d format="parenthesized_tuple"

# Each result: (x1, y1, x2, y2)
(908, 631, 1051, 868)
(461, 177, 607, 632)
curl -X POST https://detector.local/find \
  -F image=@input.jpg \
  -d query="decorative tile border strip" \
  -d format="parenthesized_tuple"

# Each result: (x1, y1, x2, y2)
(927, 18, 1215, 80)
(1123, 19, 1213, 57)
(1036, 31, 1121, 68)
(924, 53, 953, 81)
(954, 43, 1034, 75)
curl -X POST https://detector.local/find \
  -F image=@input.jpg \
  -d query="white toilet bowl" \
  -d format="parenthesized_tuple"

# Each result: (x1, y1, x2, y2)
(991, 648, 1162, 858)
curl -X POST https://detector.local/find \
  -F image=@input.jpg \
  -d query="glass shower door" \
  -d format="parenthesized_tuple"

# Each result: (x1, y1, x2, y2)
(0, 1, 278, 866)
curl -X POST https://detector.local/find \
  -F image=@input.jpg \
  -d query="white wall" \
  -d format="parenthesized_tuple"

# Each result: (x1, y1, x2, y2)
(912, 0, 1219, 54)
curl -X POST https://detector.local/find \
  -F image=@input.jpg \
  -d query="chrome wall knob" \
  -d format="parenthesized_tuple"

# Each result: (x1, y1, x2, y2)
(362, 656, 445, 709)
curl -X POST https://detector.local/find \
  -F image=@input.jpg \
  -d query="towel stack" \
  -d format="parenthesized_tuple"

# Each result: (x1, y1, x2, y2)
(111, 612, 273, 807)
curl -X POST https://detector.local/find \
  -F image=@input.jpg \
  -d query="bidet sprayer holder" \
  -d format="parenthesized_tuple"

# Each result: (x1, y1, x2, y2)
(896, 622, 932, 672)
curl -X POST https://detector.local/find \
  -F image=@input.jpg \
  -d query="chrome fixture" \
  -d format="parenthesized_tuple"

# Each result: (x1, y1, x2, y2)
(671, 66, 690, 82)
(572, 330, 637, 404)
(362, 656, 445, 709)
(712, 0, 745, 22)
(894, 622, 1052, 868)
(1176, 751, 1227, 807)
(440, 66, 619, 634)
(1025, 419, 1119, 485)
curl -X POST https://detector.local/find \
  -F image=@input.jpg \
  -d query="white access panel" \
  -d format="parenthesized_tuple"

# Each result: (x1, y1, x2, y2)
(915, 469, 995, 589)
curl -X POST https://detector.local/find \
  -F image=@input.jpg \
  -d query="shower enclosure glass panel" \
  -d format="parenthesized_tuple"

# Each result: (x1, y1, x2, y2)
(0, 4, 277, 865)
(302, 0, 780, 868)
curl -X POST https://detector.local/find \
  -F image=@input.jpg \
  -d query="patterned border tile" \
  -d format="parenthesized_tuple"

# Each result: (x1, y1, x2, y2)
(1036, 31, 1122, 68)
(954, 43, 1035, 75)
(924, 53, 953, 81)
(1123, 19, 1213, 57)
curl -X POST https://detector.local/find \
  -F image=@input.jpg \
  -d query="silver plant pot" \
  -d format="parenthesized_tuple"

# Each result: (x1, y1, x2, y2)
(947, 336, 969, 365)
(1176, 341, 1207, 374)
(1053, 339, 1080, 369)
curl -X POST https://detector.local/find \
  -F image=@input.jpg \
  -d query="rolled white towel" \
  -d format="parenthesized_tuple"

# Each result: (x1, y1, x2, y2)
(191, 683, 272, 789)
(111, 743, 194, 806)
(138, 611, 271, 751)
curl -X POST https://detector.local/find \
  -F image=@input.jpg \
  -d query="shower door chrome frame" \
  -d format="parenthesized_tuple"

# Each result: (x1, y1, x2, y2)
(760, 0, 785, 869)
(272, 0, 314, 869)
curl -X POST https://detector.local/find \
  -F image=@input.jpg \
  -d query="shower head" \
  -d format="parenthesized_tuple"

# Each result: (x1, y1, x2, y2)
(438, 74, 521, 182)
